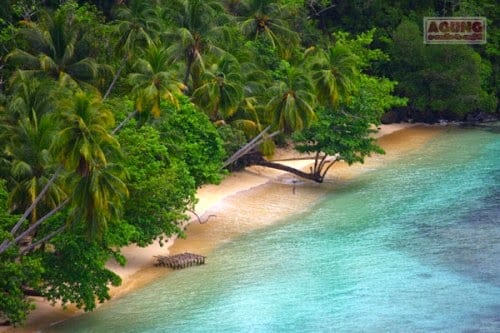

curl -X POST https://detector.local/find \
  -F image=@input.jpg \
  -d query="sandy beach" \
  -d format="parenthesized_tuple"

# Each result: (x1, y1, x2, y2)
(2, 123, 446, 333)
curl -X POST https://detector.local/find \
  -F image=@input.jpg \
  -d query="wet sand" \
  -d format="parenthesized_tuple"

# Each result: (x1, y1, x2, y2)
(2, 123, 445, 332)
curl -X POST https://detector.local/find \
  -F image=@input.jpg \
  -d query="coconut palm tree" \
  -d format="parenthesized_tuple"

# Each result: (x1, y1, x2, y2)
(164, 0, 230, 91)
(239, 0, 299, 57)
(52, 91, 127, 239)
(266, 66, 316, 134)
(191, 55, 243, 121)
(51, 92, 118, 177)
(104, 0, 160, 99)
(2, 74, 64, 224)
(67, 161, 128, 240)
(5, 116, 64, 224)
(309, 44, 360, 108)
(128, 43, 184, 118)
(6, 7, 100, 89)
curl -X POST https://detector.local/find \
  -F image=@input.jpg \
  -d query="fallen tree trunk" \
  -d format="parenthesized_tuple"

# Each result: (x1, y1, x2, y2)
(245, 151, 336, 183)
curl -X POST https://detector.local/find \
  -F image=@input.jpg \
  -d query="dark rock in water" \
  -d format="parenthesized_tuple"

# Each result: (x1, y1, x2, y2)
(466, 112, 499, 123)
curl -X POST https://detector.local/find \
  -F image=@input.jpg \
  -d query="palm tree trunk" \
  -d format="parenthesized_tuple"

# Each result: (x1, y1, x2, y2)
(20, 225, 66, 255)
(103, 56, 127, 101)
(11, 166, 61, 234)
(183, 54, 194, 89)
(0, 198, 69, 255)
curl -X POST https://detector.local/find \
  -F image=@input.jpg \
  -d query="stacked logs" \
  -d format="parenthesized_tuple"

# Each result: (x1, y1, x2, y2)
(154, 252, 206, 269)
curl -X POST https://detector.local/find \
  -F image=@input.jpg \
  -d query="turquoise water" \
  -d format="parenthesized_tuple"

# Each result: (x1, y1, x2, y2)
(48, 125, 500, 332)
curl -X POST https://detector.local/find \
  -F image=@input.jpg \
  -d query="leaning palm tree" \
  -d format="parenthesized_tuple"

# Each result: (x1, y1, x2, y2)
(2, 75, 65, 225)
(266, 66, 316, 134)
(191, 55, 244, 121)
(309, 44, 360, 108)
(5, 115, 64, 225)
(128, 43, 184, 118)
(6, 7, 100, 89)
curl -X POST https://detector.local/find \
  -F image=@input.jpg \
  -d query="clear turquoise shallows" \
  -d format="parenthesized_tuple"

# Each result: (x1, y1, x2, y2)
(48, 124, 500, 333)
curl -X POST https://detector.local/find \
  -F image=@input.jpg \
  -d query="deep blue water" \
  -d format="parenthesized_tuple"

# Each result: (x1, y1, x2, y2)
(48, 125, 500, 332)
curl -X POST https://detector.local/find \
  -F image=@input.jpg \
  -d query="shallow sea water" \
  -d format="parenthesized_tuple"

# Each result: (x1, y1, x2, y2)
(48, 125, 500, 332)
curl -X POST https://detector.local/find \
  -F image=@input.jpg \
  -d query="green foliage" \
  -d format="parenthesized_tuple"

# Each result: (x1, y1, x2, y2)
(391, 19, 496, 119)
(38, 232, 121, 311)
(0, 179, 43, 326)
(6, 0, 493, 326)
(128, 43, 183, 118)
(118, 125, 196, 246)
(217, 124, 247, 158)
(0, 250, 43, 326)
(293, 106, 384, 165)
(157, 98, 226, 187)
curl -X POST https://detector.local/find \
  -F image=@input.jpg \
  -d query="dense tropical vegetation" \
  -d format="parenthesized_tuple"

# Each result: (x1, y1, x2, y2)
(0, 0, 497, 326)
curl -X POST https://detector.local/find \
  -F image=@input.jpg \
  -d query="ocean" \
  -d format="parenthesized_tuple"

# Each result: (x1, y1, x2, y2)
(47, 124, 500, 332)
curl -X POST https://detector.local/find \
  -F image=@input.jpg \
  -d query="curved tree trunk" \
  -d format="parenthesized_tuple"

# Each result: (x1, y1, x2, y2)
(254, 158, 325, 182)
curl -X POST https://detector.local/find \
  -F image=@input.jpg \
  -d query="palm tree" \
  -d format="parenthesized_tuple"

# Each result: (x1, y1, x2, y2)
(164, 0, 229, 91)
(4, 71, 54, 123)
(128, 43, 184, 118)
(191, 55, 243, 121)
(51, 92, 118, 176)
(6, 7, 100, 89)
(67, 162, 128, 240)
(6, 116, 64, 225)
(2, 73, 64, 224)
(266, 66, 316, 134)
(104, 0, 159, 99)
(309, 44, 360, 108)
(239, 0, 299, 57)
(52, 91, 127, 239)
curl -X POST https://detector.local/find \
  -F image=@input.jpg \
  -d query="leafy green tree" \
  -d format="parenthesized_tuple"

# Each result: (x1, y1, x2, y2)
(118, 124, 196, 246)
(103, 0, 159, 99)
(1, 73, 64, 225)
(37, 229, 122, 312)
(256, 73, 405, 183)
(156, 98, 226, 187)
(52, 92, 117, 176)
(391, 19, 495, 120)
(52, 92, 127, 239)
(66, 162, 128, 240)
(0, 178, 43, 327)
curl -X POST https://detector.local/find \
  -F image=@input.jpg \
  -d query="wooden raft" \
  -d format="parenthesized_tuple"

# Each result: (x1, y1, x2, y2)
(154, 252, 206, 269)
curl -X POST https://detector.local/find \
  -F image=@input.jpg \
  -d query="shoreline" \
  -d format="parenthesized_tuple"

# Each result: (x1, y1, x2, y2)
(3, 123, 444, 332)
